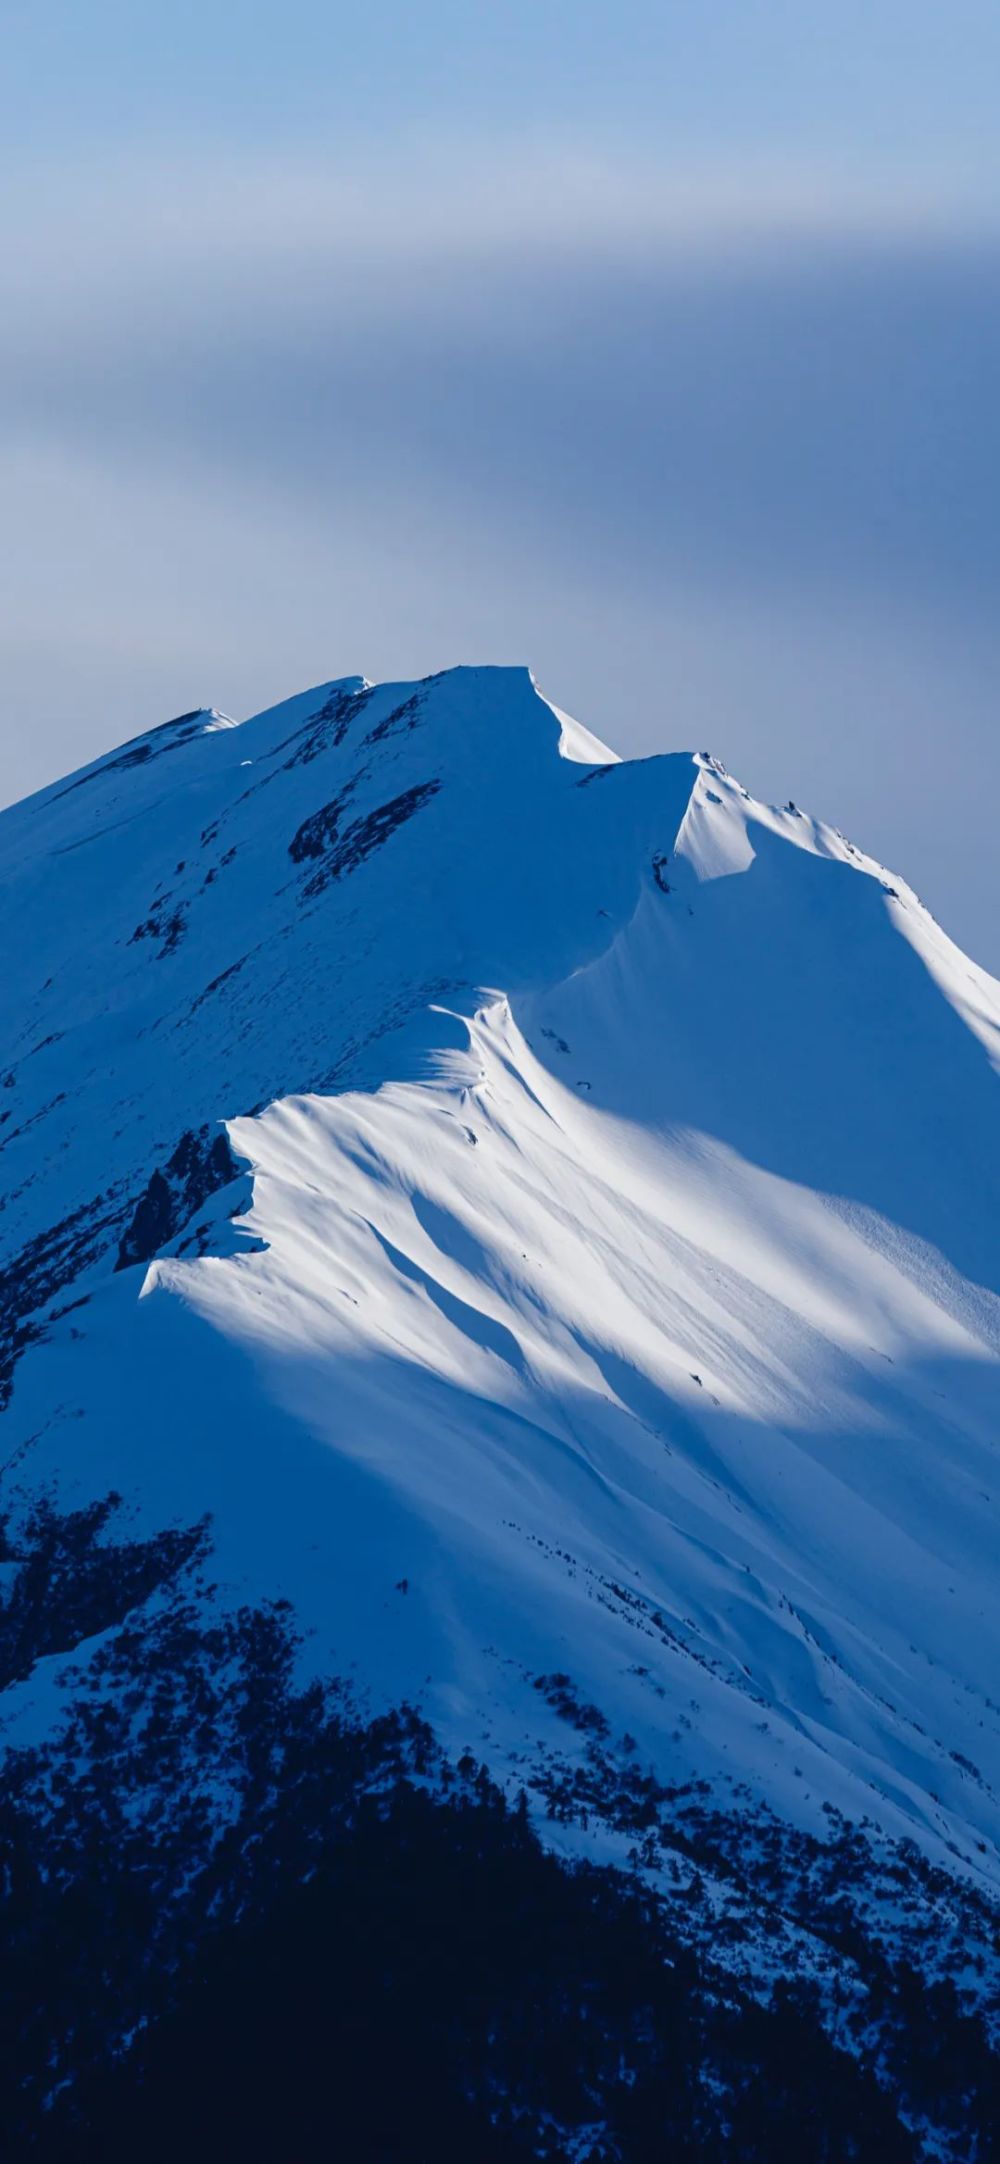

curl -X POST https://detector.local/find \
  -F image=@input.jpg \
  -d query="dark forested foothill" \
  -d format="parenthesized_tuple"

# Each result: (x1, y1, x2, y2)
(0, 1497, 995, 2162)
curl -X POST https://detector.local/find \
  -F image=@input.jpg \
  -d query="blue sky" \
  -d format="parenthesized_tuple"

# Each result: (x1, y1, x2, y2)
(2, 2, 999, 962)
(5, 1, 1000, 182)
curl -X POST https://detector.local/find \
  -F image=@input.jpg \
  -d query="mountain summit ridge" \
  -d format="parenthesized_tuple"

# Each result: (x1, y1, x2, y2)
(1, 668, 998, 2064)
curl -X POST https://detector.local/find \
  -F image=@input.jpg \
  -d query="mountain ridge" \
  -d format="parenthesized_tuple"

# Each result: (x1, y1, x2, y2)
(1, 666, 998, 2150)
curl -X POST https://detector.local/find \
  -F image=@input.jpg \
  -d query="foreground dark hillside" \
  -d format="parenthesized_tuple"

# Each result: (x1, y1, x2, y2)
(1, 1500, 995, 2161)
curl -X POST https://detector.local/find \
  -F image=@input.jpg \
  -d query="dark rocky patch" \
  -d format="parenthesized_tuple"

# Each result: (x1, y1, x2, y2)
(115, 1126, 244, 1272)
(254, 684, 374, 783)
(52, 742, 155, 798)
(128, 902, 188, 958)
(45, 713, 211, 804)
(299, 779, 442, 899)
(0, 1492, 210, 1692)
(287, 780, 359, 865)
(162, 710, 206, 732)
(362, 686, 428, 746)
(0, 1189, 127, 1409)
(0, 1089, 68, 1156)
(188, 954, 247, 1015)
(283, 682, 372, 763)
(534, 1670, 611, 1738)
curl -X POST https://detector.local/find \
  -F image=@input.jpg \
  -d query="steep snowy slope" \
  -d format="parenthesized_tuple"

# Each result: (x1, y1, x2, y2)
(1, 665, 998, 1964)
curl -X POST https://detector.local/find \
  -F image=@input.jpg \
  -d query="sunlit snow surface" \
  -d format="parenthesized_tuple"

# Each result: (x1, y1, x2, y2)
(1, 665, 998, 1895)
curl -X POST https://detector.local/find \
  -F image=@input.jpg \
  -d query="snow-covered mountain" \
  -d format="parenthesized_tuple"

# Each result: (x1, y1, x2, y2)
(2, 666, 998, 2148)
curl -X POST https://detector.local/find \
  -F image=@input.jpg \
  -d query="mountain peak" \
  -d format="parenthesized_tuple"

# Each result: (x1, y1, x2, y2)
(1, 667, 998, 2055)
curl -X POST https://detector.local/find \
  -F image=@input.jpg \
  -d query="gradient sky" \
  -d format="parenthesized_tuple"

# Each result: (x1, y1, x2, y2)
(2, 2, 998, 965)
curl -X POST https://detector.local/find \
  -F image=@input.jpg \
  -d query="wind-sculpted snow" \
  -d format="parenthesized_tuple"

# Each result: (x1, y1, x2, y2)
(0, 665, 998, 2148)
(0, 668, 690, 1407)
